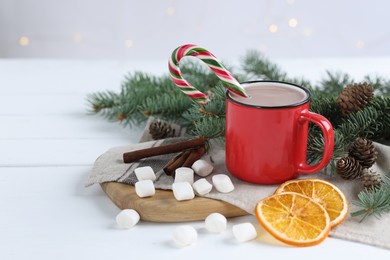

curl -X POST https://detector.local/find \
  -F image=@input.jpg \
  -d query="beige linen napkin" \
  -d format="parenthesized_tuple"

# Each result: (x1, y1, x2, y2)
(86, 119, 390, 250)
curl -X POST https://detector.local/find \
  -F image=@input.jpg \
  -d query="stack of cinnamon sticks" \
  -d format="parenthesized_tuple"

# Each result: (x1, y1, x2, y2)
(123, 137, 206, 177)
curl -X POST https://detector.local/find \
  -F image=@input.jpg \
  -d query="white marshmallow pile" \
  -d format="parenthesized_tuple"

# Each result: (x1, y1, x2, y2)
(133, 158, 235, 201)
(174, 167, 194, 184)
(116, 209, 140, 229)
(134, 166, 156, 181)
(192, 178, 212, 195)
(191, 159, 214, 177)
(232, 223, 258, 242)
(135, 179, 155, 198)
(172, 182, 195, 201)
(212, 174, 235, 193)
(172, 225, 198, 247)
(205, 213, 227, 233)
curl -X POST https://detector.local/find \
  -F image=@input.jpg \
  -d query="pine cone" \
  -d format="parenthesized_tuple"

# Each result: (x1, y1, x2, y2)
(149, 120, 176, 140)
(336, 82, 374, 116)
(361, 169, 382, 190)
(348, 137, 378, 168)
(336, 156, 363, 179)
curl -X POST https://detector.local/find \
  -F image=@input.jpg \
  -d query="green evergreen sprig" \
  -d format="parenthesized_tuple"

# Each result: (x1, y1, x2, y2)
(316, 71, 353, 97)
(351, 172, 390, 222)
(183, 84, 226, 142)
(87, 63, 222, 126)
(241, 50, 311, 88)
(87, 91, 121, 120)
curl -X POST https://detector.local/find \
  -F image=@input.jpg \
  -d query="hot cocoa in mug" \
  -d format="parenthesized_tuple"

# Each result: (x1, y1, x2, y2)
(225, 81, 334, 184)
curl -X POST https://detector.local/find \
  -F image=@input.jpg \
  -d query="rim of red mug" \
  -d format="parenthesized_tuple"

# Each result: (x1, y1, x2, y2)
(226, 80, 311, 109)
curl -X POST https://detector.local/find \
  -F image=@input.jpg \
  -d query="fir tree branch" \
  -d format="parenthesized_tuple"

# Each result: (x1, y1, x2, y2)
(363, 75, 390, 96)
(337, 97, 390, 142)
(241, 50, 288, 80)
(240, 50, 311, 88)
(383, 172, 390, 186)
(315, 70, 353, 97)
(370, 96, 390, 139)
(351, 180, 390, 222)
(86, 62, 221, 126)
(307, 96, 390, 165)
(86, 91, 121, 119)
(139, 92, 192, 123)
(190, 116, 225, 141)
(337, 107, 379, 143)
(309, 96, 342, 126)
(183, 84, 226, 141)
(307, 130, 346, 165)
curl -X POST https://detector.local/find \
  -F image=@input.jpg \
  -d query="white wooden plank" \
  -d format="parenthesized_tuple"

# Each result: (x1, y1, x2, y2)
(0, 94, 87, 115)
(0, 138, 143, 166)
(0, 92, 146, 139)
(0, 113, 144, 139)
(0, 59, 167, 94)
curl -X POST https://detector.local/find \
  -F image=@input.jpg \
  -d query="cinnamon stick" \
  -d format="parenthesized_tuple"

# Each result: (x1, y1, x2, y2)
(123, 137, 205, 163)
(163, 150, 192, 176)
(163, 146, 206, 176)
(182, 146, 206, 167)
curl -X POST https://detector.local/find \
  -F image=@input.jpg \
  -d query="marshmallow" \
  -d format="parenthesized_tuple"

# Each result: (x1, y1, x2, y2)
(174, 167, 194, 184)
(116, 209, 140, 229)
(172, 225, 198, 247)
(205, 213, 227, 233)
(135, 179, 155, 198)
(232, 223, 257, 242)
(134, 166, 156, 181)
(191, 159, 214, 177)
(212, 174, 235, 193)
(172, 182, 195, 201)
(192, 178, 212, 195)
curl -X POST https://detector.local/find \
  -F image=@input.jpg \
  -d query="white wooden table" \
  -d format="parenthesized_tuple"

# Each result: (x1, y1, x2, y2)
(0, 58, 389, 259)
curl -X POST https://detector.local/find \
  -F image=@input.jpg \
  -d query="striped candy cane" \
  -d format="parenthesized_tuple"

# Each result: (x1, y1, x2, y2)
(168, 44, 248, 105)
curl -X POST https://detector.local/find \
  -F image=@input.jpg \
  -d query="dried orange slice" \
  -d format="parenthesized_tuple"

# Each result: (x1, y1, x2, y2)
(274, 179, 348, 228)
(255, 192, 330, 247)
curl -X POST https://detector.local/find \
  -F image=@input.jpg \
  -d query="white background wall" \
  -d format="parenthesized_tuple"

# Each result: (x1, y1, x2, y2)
(1, 0, 390, 61)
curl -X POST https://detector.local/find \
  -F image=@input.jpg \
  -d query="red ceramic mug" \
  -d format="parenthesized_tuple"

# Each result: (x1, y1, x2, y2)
(225, 80, 334, 184)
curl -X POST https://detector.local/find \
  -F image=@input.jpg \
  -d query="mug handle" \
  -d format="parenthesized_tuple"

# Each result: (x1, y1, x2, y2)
(296, 109, 334, 174)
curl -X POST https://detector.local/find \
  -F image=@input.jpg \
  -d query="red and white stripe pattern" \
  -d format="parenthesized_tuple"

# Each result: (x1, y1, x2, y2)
(168, 44, 248, 105)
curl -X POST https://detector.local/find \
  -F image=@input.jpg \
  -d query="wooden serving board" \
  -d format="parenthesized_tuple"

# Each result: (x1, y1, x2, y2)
(101, 182, 248, 222)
